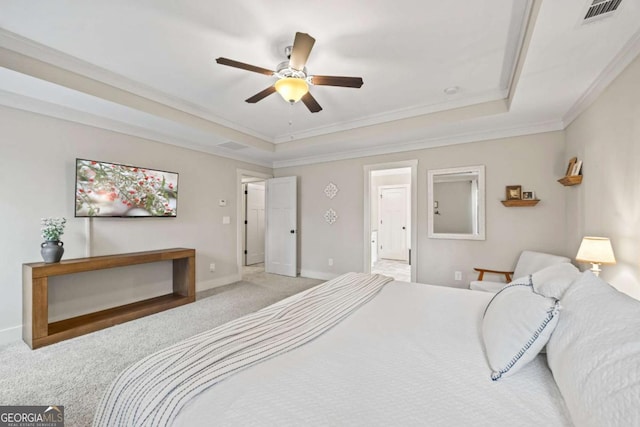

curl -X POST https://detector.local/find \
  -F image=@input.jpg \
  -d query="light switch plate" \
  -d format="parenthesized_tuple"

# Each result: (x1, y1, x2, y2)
(222, 216, 231, 225)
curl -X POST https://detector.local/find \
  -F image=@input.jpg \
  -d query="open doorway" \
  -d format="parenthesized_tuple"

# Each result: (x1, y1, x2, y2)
(364, 161, 417, 282)
(236, 169, 298, 280)
(237, 169, 272, 279)
(243, 179, 265, 275)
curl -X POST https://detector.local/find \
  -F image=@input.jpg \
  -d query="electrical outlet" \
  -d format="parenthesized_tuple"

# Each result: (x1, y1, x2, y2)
(328, 258, 334, 266)
(454, 271, 462, 281)
(209, 263, 216, 272)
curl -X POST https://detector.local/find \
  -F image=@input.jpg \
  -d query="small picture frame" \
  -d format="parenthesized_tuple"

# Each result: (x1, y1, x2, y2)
(522, 191, 535, 200)
(506, 185, 522, 200)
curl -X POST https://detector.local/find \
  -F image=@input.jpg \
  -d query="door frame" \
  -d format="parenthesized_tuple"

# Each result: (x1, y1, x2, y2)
(377, 184, 410, 261)
(363, 160, 418, 282)
(237, 169, 273, 278)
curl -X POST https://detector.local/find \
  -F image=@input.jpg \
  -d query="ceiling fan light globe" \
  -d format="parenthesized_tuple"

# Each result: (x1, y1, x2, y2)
(275, 77, 309, 103)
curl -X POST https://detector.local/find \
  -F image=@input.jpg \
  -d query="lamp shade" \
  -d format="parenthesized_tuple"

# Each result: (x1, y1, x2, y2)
(576, 236, 617, 265)
(275, 77, 308, 103)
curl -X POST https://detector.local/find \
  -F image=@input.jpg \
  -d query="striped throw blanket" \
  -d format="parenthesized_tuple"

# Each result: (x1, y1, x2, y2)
(93, 272, 393, 426)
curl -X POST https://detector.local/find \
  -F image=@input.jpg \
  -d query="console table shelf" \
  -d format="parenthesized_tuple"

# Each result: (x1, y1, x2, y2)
(23, 248, 195, 349)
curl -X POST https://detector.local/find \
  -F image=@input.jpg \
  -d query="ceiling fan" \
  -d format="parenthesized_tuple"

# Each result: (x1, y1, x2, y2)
(216, 32, 364, 113)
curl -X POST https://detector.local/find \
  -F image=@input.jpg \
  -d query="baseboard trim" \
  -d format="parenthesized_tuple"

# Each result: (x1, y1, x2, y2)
(300, 270, 339, 281)
(197, 274, 241, 292)
(0, 325, 22, 347)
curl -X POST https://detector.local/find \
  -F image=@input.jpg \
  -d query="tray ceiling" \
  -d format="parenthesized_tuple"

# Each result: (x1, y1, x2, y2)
(0, 0, 639, 167)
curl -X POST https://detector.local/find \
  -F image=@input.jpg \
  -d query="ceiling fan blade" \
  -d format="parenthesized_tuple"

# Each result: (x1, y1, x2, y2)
(245, 86, 277, 103)
(311, 75, 364, 88)
(216, 57, 274, 76)
(301, 92, 322, 113)
(289, 32, 316, 71)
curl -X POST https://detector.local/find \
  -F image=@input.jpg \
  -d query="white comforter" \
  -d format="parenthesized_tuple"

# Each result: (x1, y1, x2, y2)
(175, 281, 572, 426)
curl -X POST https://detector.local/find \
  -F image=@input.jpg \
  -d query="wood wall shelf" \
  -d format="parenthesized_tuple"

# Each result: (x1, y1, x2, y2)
(23, 248, 196, 349)
(501, 199, 540, 207)
(558, 175, 583, 186)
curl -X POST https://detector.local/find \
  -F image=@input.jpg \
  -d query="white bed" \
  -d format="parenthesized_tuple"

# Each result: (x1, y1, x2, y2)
(95, 271, 640, 427)
(173, 281, 571, 426)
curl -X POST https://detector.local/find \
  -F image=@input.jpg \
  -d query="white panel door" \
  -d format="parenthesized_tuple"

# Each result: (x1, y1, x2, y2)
(265, 176, 297, 277)
(245, 182, 265, 265)
(379, 186, 408, 261)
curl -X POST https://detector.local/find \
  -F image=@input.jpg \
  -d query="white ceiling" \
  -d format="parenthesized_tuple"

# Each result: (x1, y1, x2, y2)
(0, 0, 639, 167)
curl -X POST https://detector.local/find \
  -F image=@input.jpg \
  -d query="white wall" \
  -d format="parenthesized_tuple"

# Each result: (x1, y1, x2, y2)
(275, 131, 567, 286)
(0, 106, 270, 344)
(565, 53, 640, 299)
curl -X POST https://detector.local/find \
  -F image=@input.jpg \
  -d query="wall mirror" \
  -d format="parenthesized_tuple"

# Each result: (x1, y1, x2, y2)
(428, 165, 485, 240)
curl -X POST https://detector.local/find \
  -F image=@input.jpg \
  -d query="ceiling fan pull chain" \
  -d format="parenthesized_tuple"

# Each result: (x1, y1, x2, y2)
(288, 103, 296, 140)
(288, 102, 294, 127)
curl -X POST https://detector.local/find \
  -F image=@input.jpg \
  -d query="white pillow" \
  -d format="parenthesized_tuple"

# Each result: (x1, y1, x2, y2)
(482, 281, 560, 381)
(546, 271, 640, 427)
(530, 262, 580, 299)
(504, 264, 579, 356)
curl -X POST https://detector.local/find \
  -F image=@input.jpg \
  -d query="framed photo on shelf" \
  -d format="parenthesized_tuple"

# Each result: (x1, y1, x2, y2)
(522, 191, 535, 200)
(506, 185, 522, 200)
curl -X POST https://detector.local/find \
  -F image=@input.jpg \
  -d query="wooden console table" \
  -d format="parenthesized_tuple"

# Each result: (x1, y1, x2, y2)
(23, 248, 195, 349)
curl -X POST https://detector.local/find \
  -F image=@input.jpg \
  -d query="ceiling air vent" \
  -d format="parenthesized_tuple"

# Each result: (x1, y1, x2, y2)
(217, 141, 248, 151)
(583, 0, 622, 22)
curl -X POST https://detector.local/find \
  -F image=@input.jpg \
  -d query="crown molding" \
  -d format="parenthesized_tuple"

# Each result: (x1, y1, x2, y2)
(1, 86, 565, 171)
(0, 90, 274, 168)
(275, 98, 509, 152)
(562, 27, 640, 127)
(272, 119, 564, 169)
(0, 28, 274, 144)
(0, 45, 275, 152)
(272, 88, 508, 143)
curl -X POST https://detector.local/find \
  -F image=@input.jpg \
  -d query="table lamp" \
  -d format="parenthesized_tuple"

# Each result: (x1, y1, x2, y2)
(575, 236, 616, 276)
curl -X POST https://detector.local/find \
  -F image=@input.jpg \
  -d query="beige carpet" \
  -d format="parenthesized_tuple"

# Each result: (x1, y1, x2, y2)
(0, 270, 322, 427)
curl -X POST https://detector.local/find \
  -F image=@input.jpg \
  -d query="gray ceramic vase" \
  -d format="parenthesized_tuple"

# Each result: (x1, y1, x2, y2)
(41, 240, 64, 263)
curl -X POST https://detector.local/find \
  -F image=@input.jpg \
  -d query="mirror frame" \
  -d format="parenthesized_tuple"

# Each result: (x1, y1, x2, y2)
(427, 165, 485, 240)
